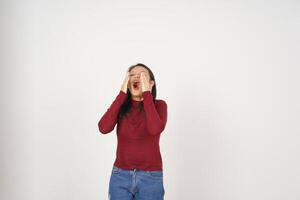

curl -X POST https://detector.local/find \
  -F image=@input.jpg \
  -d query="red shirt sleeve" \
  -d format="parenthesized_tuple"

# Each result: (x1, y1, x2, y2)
(98, 90, 127, 134)
(142, 91, 168, 135)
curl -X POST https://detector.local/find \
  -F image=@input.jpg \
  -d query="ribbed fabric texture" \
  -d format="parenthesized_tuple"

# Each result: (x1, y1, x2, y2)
(98, 90, 167, 170)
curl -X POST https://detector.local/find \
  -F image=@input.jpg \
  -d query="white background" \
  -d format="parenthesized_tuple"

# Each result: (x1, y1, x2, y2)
(1, 0, 300, 199)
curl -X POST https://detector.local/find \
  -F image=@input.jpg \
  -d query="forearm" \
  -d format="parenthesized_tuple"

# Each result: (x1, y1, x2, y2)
(142, 91, 167, 135)
(98, 90, 127, 134)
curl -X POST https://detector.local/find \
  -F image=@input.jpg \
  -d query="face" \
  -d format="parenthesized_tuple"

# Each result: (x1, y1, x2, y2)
(128, 66, 153, 97)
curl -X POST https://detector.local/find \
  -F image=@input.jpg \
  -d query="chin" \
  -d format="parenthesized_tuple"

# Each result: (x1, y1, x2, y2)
(130, 89, 142, 96)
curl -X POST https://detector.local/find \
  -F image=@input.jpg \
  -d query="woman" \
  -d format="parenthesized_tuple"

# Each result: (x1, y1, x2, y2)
(98, 63, 168, 200)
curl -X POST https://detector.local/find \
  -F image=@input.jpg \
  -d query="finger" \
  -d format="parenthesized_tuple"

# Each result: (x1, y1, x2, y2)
(141, 72, 146, 80)
(126, 72, 131, 81)
(141, 72, 148, 81)
(139, 73, 144, 80)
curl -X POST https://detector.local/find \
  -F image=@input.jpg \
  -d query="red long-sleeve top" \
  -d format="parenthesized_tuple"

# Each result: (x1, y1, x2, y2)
(98, 90, 168, 171)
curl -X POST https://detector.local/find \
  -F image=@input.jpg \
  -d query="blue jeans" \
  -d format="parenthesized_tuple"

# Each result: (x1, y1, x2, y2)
(108, 165, 165, 200)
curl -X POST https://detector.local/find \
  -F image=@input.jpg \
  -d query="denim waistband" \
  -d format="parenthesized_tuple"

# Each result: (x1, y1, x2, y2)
(113, 165, 162, 173)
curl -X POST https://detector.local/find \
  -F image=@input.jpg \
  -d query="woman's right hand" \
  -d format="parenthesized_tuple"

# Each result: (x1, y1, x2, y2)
(121, 71, 130, 93)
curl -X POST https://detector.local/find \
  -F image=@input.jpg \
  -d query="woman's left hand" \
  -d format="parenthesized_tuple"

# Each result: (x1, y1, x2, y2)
(140, 72, 153, 92)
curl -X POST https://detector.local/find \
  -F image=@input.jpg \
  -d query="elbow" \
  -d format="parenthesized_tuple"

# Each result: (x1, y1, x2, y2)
(98, 122, 111, 134)
(99, 127, 110, 134)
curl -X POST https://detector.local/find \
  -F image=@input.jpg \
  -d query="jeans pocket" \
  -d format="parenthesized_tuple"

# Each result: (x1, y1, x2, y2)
(111, 166, 120, 174)
(147, 171, 163, 179)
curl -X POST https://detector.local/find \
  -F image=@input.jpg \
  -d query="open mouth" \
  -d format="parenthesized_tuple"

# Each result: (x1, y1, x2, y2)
(132, 81, 140, 90)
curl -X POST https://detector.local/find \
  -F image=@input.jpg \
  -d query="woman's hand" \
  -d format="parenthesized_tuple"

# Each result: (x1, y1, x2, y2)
(140, 72, 154, 92)
(121, 72, 130, 93)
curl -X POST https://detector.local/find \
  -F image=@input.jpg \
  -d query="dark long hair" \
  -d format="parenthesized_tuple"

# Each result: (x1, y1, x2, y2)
(117, 63, 157, 121)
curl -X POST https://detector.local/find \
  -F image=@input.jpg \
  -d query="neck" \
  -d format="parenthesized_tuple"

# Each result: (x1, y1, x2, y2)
(131, 95, 143, 101)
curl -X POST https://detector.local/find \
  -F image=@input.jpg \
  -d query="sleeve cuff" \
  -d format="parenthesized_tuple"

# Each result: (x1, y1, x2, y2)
(118, 90, 128, 101)
(142, 91, 153, 103)
(120, 90, 127, 96)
